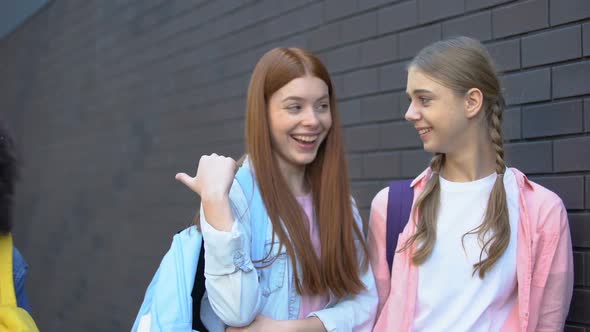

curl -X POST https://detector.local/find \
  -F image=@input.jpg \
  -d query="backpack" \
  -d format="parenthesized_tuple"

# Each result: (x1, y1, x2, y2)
(385, 179, 414, 271)
(0, 234, 39, 332)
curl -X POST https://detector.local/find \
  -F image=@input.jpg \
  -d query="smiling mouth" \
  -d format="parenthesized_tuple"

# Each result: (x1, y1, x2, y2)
(292, 135, 318, 143)
(418, 128, 432, 135)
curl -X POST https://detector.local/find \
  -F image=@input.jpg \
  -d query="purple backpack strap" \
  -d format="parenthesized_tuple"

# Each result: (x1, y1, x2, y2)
(386, 179, 414, 272)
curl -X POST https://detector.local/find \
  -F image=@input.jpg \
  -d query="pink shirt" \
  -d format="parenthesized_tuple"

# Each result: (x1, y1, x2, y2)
(296, 195, 330, 318)
(369, 168, 574, 332)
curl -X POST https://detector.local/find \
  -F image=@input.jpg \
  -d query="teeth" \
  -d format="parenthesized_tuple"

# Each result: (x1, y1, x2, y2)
(418, 128, 432, 135)
(293, 135, 317, 143)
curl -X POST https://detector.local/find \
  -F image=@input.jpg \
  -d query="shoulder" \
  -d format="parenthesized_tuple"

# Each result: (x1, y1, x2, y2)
(370, 187, 389, 218)
(513, 168, 568, 234)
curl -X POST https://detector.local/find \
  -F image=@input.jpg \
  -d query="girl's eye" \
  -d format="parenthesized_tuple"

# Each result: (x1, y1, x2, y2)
(317, 103, 330, 111)
(287, 105, 302, 111)
(419, 97, 431, 105)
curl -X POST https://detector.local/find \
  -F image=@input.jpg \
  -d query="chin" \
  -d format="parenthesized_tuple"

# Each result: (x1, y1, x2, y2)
(294, 154, 318, 166)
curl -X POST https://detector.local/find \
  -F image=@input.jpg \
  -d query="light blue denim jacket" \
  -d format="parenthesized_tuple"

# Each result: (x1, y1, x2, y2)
(200, 160, 377, 331)
(132, 160, 377, 331)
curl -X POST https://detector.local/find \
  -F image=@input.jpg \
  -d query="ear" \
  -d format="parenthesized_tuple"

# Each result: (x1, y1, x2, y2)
(464, 88, 484, 119)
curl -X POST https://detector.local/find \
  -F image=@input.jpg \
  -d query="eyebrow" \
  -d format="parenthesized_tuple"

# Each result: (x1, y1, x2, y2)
(405, 89, 434, 96)
(281, 94, 329, 103)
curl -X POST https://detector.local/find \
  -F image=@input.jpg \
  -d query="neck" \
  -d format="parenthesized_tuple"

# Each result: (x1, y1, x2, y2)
(276, 158, 308, 197)
(442, 136, 498, 182)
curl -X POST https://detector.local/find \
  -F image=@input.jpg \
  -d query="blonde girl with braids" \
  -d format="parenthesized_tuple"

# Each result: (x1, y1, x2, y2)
(369, 37, 573, 332)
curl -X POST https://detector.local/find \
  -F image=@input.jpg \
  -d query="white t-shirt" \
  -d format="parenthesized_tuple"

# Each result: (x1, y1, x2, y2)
(413, 169, 519, 332)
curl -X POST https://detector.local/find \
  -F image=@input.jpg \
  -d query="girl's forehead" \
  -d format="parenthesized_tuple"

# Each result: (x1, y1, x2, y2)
(406, 69, 447, 95)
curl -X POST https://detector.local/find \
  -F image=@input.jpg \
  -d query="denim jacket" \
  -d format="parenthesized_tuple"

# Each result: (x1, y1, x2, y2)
(132, 160, 377, 331)
(13, 246, 31, 313)
(200, 160, 377, 331)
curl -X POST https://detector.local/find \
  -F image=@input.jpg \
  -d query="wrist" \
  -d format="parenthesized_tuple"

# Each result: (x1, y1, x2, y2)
(201, 191, 230, 204)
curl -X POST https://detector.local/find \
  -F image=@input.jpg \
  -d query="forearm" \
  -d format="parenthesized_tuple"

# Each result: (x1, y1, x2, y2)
(201, 194, 234, 231)
(278, 317, 327, 332)
(201, 201, 262, 326)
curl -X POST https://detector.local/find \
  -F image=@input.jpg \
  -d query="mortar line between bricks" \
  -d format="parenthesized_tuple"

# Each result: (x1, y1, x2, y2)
(101, 0, 324, 82)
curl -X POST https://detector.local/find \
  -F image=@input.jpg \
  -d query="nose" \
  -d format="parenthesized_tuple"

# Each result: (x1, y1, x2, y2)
(404, 102, 422, 122)
(302, 107, 321, 128)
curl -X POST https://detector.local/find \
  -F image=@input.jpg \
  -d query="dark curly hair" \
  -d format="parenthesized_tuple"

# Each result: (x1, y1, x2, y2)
(0, 121, 17, 234)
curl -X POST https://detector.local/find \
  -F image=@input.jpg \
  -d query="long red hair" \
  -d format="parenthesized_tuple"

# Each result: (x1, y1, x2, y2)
(246, 47, 368, 297)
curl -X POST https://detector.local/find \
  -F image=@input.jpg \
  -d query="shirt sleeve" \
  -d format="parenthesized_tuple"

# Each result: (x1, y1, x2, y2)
(534, 200, 574, 331)
(368, 188, 391, 315)
(200, 179, 263, 327)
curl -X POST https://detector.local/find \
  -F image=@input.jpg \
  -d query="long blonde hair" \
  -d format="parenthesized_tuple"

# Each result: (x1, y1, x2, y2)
(401, 37, 508, 278)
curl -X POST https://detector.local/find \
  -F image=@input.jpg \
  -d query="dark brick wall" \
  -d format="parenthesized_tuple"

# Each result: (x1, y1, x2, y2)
(0, 0, 588, 330)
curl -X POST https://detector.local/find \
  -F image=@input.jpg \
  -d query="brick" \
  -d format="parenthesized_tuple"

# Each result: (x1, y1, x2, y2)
(380, 121, 422, 149)
(401, 149, 432, 178)
(505, 141, 552, 174)
(487, 39, 520, 72)
(358, 0, 397, 11)
(442, 11, 492, 41)
(564, 325, 585, 332)
(335, 68, 380, 98)
(399, 24, 441, 59)
(553, 61, 590, 98)
(554, 137, 590, 172)
(360, 34, 398, 66)
(378, 1, 418, 34)
(324, 0, 357, 21)
(465, 0, 513, 11)
(379, 61, 408, 91)
(348, 154, 363, 179)
(361, 92, 403, 122)
(322, 44, 361, 73)
(492, 0, 548, 38)
(363, 152, 401, 178)
(503, 69, 550, 105)
(569, 214, 590, 248)
(573, 252, 585, 286)
(265, 3, 324, 41)
(550, 0, 590, 25)
(568, 289, 590, 324)
(344, 124, 381, 152)
(338, 99, 361, 126)
(352, 181, 386, 209)
(502, 107, 521, 141)
(522, 100, 583, 138)
(340, 12, 378, 44)
(532, 176, 585, 210)
(418, 0, 464, 24)
(584, 23, 590, 56)
(522, 26, 582, 67)
(309, 22, 340, 51)
(585, 99, 590, 132)
(586, 176, 590, 209)
(399, 93, 411, 117)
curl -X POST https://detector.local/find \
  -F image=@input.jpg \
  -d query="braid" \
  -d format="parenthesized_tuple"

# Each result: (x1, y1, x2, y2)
(430, 153, 444, 173)
(489, 97, 506, 175)
(400, 153, 445, 263)
(466, 97, 510, 278)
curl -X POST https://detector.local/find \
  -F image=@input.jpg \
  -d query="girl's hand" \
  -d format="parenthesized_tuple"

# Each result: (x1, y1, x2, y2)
(175, 153, 237, 202)
(176, 154, 237, 231)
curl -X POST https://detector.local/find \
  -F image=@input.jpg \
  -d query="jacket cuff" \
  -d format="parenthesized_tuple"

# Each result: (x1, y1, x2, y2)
(201, 217, 253, 275)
